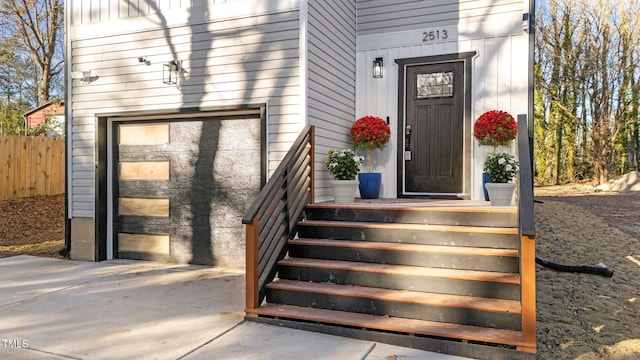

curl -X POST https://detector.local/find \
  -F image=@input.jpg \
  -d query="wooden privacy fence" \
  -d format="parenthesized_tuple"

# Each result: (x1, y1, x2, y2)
(0, 135, 65, 201)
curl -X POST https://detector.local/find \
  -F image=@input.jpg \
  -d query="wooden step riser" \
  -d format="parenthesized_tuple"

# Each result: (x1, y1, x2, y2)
(266, 288, 522, 331)
(278, 266, 521, 300)
(306, 207, 517, 227)
(297, 225, 519, 249)
(288, 244, 520, 273)
(248, 304, 535, 355)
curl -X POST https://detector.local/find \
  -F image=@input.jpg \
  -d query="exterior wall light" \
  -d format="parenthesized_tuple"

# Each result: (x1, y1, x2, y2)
(373, 57, 383, 79)
(138, 56, 150, 65)
(71, 70, 96, 83)
(522, 13, 530, 33)
(163, 60, 179, 85)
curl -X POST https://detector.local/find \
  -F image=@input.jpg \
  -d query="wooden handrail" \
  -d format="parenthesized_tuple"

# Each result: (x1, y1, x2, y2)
(243, 126, 315, 311)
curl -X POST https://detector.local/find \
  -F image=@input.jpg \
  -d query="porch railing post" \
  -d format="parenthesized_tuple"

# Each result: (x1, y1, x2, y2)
(242, 125, 314, 313)
(519, 235, 537, 353)
(309, 126, 315, 204)
(516, 114, 536, 352)
(245, 216, 260, 312)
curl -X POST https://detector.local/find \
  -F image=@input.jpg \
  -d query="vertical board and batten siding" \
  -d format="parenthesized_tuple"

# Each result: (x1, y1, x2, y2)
(355, 0, 529, 200)
(68, 1, 302, 217)
(306, 0, 357, 200)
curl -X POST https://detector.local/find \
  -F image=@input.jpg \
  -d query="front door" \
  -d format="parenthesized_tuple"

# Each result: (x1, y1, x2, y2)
(402, 61, 464, 196)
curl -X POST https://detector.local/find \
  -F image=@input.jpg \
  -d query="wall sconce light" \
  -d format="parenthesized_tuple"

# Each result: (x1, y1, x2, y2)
(373, 57, 383, 79)
(138, 56, 150, 65)
(71, 70, 97, 83)
(522, 13, 530, 33)
(163, 60, 179, 85)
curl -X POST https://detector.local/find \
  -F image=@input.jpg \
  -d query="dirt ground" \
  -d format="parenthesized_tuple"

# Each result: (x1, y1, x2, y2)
(1, 190, 639, 359)
(534, 185, 640, 360)
(0, 194, 65, 259)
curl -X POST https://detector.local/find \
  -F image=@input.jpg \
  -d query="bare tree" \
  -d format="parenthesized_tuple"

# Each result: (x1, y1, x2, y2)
(0, 0, 63, 105)
(535, 0, 640, 184)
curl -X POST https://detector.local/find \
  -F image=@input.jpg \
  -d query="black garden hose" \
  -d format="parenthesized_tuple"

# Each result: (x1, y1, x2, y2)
(535, 256, 614, 278)
(533, 197, 613, 278)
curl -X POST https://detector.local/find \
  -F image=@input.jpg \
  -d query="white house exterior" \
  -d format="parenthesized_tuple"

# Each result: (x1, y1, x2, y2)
(65, 0, 532, 265)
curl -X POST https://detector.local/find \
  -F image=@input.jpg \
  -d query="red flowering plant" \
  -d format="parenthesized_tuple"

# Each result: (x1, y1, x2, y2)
(350, 116, 391, 172)
(474, 110, 519, 185)
(473, 110, 518, 148)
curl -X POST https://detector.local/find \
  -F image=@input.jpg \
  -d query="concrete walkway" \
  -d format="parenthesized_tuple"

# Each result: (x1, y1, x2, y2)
(0, 256, 470, 360)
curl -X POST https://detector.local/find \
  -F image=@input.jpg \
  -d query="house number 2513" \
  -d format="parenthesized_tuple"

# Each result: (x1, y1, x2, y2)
(422, 30, 448, 42)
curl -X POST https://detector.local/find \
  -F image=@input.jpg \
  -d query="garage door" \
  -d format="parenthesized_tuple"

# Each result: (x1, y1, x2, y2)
(113, 116, 261, 266)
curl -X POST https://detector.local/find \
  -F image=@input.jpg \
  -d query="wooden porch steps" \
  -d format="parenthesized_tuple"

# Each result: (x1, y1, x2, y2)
(267, 280, 520, 316)
(247, 201, 535, 357)
(279, 257, 520, 284)
(247, 303, 529, 348)
(289, 238, 519, 257)
(296, 220, 519, 248)
(299, 219, 519, 234)
(289, 238, 519, 272)
(278, 257, 521, 300)
(304, 202, 518, 227)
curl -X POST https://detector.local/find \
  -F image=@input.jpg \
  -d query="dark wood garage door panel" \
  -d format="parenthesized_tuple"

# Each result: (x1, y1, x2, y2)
(114, 117, 261, 267)
(117, 215, 171, 234)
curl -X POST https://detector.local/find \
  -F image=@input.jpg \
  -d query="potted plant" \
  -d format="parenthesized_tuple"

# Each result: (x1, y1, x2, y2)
(473, 110, 518, 202)
(349, 115, 391, 199)
(483, 152, 519, 205)
(324, 148, 364, 203)
(473, 110, 518, 148)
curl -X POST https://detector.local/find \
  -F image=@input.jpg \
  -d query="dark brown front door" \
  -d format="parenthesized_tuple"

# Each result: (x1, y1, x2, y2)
(403, 61, 464, 195)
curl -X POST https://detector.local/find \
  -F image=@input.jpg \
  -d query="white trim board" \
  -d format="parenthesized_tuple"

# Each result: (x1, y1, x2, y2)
(357, 20, 525, 51)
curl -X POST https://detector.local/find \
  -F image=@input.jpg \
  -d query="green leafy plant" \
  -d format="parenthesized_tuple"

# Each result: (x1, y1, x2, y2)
(324, 148, 364, 180)
(483, 152, 519, 183)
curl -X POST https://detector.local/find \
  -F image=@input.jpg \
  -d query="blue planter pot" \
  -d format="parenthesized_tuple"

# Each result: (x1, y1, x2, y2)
(482, 172, 492, 201)
(358, 172, 381, 199)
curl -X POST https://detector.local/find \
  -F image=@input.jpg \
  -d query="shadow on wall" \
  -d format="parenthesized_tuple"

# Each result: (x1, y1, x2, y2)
(188, 120, 221, 265)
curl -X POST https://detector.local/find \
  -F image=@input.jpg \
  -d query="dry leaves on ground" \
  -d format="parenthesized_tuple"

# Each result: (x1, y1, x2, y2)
(0, 194, 65, 258)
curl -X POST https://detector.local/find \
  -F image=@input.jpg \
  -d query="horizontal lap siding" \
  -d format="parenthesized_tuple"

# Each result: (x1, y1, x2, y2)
(307, 0, 357, 200)
(75, 0, 292, 24)
(69, 9, 301, 217)
(356, 0, 524, 35)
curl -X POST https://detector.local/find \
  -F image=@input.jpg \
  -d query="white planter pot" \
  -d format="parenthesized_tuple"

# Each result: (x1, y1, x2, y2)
(329, 179, 359, 203)
(485, 183, 516, 206)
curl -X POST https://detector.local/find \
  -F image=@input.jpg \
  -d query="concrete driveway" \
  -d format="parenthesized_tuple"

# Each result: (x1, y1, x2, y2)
(0, 256, 469, 360)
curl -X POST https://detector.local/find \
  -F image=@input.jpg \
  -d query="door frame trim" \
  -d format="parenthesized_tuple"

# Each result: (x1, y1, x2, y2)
(395, 51, 476, 198)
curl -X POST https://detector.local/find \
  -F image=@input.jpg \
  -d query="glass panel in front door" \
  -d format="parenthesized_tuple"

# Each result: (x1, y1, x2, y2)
(416, 71, 453, 98)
